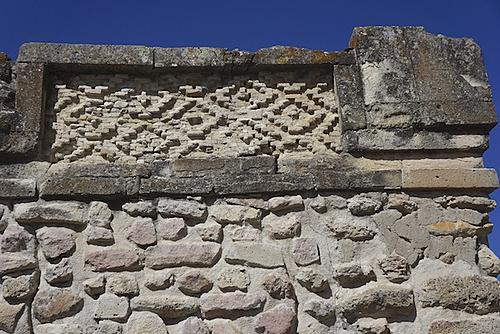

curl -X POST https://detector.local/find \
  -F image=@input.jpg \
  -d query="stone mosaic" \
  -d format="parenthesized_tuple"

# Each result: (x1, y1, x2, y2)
(47, 69, 339, 163)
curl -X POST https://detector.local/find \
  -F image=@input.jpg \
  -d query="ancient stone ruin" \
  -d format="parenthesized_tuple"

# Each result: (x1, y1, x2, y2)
(0, 26, 499, 333)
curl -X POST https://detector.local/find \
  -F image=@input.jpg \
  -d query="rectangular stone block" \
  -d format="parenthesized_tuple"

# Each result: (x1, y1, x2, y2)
(225, 242, 284, 268)
(214, 173, 315, 195)
(18, 43, 153, 66)
(144, 243, 221, 269)
(315, 169, 402, 190)
(334, 63, 367, 130)
(402, 168, 499, 190)
(154, 47, 226, 68)
(0, 131, 40, 155)
(0, 179, 36, 199)
(343, 129, 489, 152)
(40, 177, 139, 198)
(139, 177, 214, 195)
(14, 63, 45, 133)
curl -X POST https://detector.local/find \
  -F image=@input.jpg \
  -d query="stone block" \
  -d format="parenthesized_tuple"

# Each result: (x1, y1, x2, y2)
(14, 62, 45, 133)
(225, 242, 284, 268)
(334, 62, 367, 130)
(154, 47, 226, 68)
(14, 201, 88, 225)
(33, 288, 83, 323)
(0, 179, 36, 199)
(402, 168, 499, 190)
(200, 292, 266, 319)
(420, 276, 500, 315)
(343, 129, 489, 152)
(144, 243, 221, 269)
(429, 317, 500, 334)
(130, 294, 198, 319)
(18, 42, 154, 66)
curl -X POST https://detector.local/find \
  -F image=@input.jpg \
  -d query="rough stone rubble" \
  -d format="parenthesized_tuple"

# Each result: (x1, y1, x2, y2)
(0, 26, 499, 334)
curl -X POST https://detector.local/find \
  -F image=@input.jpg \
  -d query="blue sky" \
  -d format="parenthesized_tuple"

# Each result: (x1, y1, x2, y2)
(2, 0, 500, 254)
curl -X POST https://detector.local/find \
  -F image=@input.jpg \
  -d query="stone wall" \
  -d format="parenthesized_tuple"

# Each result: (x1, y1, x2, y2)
(0, 26, 499, 334)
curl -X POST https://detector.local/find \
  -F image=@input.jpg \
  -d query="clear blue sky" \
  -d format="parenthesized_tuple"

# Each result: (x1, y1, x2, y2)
(2, 0, 500, 254)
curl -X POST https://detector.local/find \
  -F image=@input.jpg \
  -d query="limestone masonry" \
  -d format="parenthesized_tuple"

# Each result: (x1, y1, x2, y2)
(0, 26, 499, 333)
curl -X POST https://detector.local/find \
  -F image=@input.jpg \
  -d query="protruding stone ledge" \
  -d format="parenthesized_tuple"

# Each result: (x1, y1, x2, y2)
(18, 43, 154, 66)
(402, 168, 499, 190)
(18, 43, 353, 68)
(343, 130, 489, 152)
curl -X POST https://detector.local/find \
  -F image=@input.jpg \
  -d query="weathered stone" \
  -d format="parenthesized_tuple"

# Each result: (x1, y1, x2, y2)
(446, 195, 496, 212)
(209, 204, 261, 225)
(87, 226, 114, 246)
(309, 196, 327, 213)
(19, 42, 154, 65)
(0, 179, 36, 199)
(333, 262, 375, 288)
(296, 267, 329, 293)
(255, 303, 296, 334)
(35, 324, 84, 334)
(379, 253, 410, 283)
(225, 242, 284, 268)
(230, 226, 261, 241)
(0, 300, 24, 333)
(428, 317, 500, 334)
(87, 201, 113, 227)
(177, 270, 213, 295)
(347, 195, 382, 216)
(303, 299, 335, 323)
(207, 319, 242, 334)
(268, 195, 304, 212)
(200, 291, 266, 319)
(108, 273, 139, 296)
(478, 244, 500, 276)
(158, 198, 207, 221)
(144, 270, 175, 290)
(85, 248, 143, 272)
(427, 220, 491, 238)
(97, 320, 122, 334)
(94, 293, 130, 321)
(126, 311, 168, 334)
(420, 276, 500, 314)
(45, 258, 73, 285)
(327, 213, 377, 241)
(292, 238, 319, 266)
(0, 224, 33, 252)
(126, 216, 157, 247)
(217, 267, 250, 292)
(156, 217, 186, 241)
(123, 201, 157, 218)
(262, 213, 300, 239)
(180, 317, 210, 334)
(260, 269, 294, 299)
(356, 318, 390, 334)
(337, 284, 414, 322)
(14, 201, 87, 225)
(0, 249, 37, 274)
(131, 294, 199, 318)
(193, 219, 222, 242)
(145, 243, 221, 269)
(83, 275, 106, 297)
(33, 288, 83, 323)
(36, 227, 75, 259)
(385, 194, 418, 214)
(402, 168, 499, 190)
(2, 273, 38, 301)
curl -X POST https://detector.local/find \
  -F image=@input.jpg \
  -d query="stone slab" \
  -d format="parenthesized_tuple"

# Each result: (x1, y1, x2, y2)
(0, 179, 36, 199)
(18, 43, 154, 66)
(343, 129, 489, 152)
(402, 168, 499, 190)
